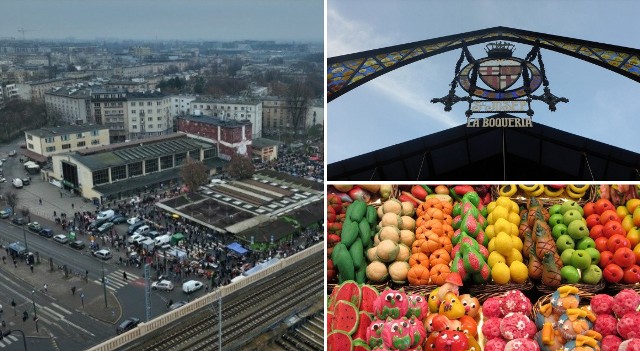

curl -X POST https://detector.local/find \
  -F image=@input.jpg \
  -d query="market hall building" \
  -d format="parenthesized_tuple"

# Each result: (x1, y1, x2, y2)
(48, 133, 226, 204)
(326, 26, 640, 181)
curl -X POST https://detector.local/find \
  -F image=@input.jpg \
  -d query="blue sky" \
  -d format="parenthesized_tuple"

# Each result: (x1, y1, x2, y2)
(327, 0, 640, 163)
(0, 0, 323, 42)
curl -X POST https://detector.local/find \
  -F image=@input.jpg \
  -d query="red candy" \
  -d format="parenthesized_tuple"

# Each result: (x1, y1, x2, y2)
(500, 313, 535, 340)
(482, 317, 503, 340)
(594, 314, 619, 337)
(484, 338, 508, 351)
(618, 312, 640, 339)
(504, 338, 540, 351)
(500, 290, 532, 316)
(620, 338, 640, 351)
(591, 294, 615, 315)
(612, 289, 640, 318)
(602, 335, 623, 351)
(483, 297, 503, 319)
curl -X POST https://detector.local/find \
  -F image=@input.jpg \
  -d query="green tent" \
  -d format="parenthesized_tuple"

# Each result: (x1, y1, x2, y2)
(171, 233, 185, 245)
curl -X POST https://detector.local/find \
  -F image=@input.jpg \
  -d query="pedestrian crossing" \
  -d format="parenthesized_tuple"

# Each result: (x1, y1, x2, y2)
(0, 335, 19, 348)
(92, 269, 141, 292)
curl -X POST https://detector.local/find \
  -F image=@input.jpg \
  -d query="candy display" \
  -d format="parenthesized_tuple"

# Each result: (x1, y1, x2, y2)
(327, 184, 640, 351)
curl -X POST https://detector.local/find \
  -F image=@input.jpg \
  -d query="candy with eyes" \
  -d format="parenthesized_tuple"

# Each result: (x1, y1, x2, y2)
(407, 317, 426, 348)
(434, 330, 468, 351)
(366, 320, 386, 349)
(375, 288, 409, 320)
(381, 317, 413, 350)
(429, 288, 442, 313)
(459, 294, 480, 318)
(407, 293, 429, 320)
(438, 292, 465, 320)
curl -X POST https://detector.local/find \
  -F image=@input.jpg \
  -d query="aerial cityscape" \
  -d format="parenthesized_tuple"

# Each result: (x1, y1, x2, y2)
(0, 1, 324, 350)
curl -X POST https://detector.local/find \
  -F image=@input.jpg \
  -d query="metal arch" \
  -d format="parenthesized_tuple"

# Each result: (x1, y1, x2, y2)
(327, 26, 640, 102)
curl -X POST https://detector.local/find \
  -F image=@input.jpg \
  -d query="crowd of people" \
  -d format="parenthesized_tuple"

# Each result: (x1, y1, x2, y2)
(255, 143, 323, 180)
(57, 185, 322, 290)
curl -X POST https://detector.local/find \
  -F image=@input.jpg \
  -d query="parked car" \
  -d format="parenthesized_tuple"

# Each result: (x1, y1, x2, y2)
(12, 178, 22, 188)
(0, 208, 12, 218)
(27, 222, 42, 233)
(168, 301, 187, 310)
(127, 221, 145, 235)
(110, 215, 127, 224)
(69, 240, 85, 250)
(127, 217, 142, 225)
(151, 280, 174, 291)
(182, 280, 203, 294)
(89, 217, 109, 230)
(92, 249, 112, 260)
(11, 217, 25, 225)
(97, 222, 114, 234)
(0, 178, 6, 183)
(128, 234, 146, 245)
(21, 177, 30, 185)
(96, 210, 115, 220)
(53, 234, 68, 244)
(39, 228, 54, 238)
(116, 317, 140, 334)
(8, 150, 16, 157)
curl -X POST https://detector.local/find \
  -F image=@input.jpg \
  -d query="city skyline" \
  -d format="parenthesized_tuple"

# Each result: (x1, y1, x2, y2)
(0, 0, 323, 42)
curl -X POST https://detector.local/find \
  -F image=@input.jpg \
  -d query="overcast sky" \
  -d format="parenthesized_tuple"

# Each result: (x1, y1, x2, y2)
(0, 0, 323, 42)
(328, 0, 640, 164)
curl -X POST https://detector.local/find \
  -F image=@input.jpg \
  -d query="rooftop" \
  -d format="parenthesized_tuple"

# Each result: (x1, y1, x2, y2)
(45, 87, 91, 98)
(25, 125, 108, 139)
(178, 115, 251, 128)
(251, 138, 281, 148)
(191, 97, 260, 105)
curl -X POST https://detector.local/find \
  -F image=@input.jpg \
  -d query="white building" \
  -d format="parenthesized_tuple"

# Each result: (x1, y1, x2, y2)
(169, 94, 197, 117)
(126, 91, 173, 140)
(44, 87, 92, 125)
(189, 98, 263, 138)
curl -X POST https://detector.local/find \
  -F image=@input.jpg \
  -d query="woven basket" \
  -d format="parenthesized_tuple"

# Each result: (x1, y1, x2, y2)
(465, 279, 534, 304)
(536, 280, 605, 295)
(606, 283, 640, 295)
(390, 283, 439, 295)
(533, 289, 596, 318)
(491, 185, 597, 206)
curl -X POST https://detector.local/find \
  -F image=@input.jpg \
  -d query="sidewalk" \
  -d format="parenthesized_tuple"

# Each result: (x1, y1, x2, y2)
(0, 249, 122, 338)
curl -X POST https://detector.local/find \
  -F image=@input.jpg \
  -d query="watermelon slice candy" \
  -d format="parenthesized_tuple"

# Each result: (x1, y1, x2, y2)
(332, 300, 360, 335)
(328, 330, 354, 351)
(334, 280, 362, 309)
(353, 311, 374, 343)
(359, 284, 379, 314)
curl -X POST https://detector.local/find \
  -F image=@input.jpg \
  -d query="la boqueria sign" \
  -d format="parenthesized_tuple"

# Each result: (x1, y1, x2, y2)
(467, 116, 532, 128)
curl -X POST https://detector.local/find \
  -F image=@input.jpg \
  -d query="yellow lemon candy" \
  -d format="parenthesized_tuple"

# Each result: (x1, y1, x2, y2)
(617, 206, 630, 220)
(488, 238, 495, 252)
(511, 236, 523, 252)
(626, 198, 640, 214)
(509, 261, 529, 283)
(505, 248, 523, 266)
(508, 211, 521, 226)
(491, 262, 511, 284)
(487, 251, 506, 268)
(487, 202, 497, 214)
(494, 218, 512, 236)
(495, 232, 513, 256)
(510, 223, 520, 238)
(491, 206, 510, 223)
(510, 200, 520, 214)
(495, 196, 512, 209)
(623, 215, 635, 233)
(485, 225, 496, 239)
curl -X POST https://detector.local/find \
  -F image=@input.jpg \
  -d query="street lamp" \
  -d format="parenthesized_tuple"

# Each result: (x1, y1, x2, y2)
(22, 223, 28, 253)
(101, 261, 108, 308)
(30, 290, 38, 333)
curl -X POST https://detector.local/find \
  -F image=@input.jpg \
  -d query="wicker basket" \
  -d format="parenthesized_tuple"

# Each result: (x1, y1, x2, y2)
(465, 279, 534, 304)
(390, 283, 439, 295)
(536, 280, 605, 295)
(533, 289, 596, 318)
(491, 185, 597, 206)
(606, 283, 640, 295)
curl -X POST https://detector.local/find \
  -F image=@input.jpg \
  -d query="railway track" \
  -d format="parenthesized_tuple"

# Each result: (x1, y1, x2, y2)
(134, 252, 322, 351)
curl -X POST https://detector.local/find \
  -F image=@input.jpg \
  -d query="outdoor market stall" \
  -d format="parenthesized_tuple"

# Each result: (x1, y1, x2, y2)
(326, 184, 640, 351)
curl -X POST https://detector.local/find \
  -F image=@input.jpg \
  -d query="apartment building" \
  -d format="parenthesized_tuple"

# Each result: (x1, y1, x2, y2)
(126, 91, 173, 140)
(24, 125, 110, 158)
(44, 87, 92, 124)
(169, 94, 197, 117)
(91, 88, 128, 143)
(177, 115, 252, 160)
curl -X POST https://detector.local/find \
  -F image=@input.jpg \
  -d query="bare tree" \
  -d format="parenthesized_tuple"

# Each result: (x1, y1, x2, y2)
(226, 153, 255, 180)
(4, 192, 17, 215)
(286, 81, 312, 135)
(180, 157, 208, 193)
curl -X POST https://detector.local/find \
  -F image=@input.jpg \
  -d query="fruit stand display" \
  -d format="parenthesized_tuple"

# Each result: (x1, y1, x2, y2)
(327, 184, 640, 351)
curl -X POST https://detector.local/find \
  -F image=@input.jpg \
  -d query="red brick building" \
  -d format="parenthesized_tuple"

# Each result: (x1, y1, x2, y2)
(177, 115, 252, 160)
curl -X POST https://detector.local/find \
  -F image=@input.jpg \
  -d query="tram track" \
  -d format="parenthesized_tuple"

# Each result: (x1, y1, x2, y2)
(134, 252, 322, 351)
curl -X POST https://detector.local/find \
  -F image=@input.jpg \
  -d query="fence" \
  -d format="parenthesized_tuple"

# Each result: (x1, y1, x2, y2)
(85, 242, 323, 351)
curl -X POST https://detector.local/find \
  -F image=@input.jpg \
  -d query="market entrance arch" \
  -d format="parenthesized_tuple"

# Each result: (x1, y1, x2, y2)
(326, 27, 640, 181)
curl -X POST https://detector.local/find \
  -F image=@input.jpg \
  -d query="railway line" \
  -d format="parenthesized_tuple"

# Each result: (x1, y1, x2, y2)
(130, 251, 322, 351)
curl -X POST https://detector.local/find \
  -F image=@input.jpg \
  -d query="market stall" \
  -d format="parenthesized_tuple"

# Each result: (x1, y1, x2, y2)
(326, 184, 640, 351)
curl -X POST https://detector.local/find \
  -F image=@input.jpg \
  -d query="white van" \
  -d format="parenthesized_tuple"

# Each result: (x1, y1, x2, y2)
(134, 225, 150, 236)
(12, 178, 23, 189)
(97, 210, 115, 220)
(154, 234, 171, 247)
(182, 280, 203, 294)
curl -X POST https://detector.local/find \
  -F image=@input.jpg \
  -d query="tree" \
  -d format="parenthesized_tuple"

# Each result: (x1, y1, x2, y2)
(180, 157, 208, 193)
(226, 153, 255, 180)
(4, 192, 17, 215)
(287, 81, 313, 135)
(193, 77, 205, 94)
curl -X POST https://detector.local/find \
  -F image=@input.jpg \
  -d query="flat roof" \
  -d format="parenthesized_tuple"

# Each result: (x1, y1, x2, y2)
(251, 138, 281, 148)
(25, 125, 108, 139)
(178, 115, 251, 127)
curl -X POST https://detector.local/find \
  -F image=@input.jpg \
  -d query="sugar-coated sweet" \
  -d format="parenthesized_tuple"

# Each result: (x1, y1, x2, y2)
(619, 338, 640, 351)
(484, 297, 504, 319)
(590, 294, 615, 315)
(500, 312, 535, 340)
(594, 314, 619, 337)
(483, 317, 503, 340)
(484, 338, 508, 351)
(601, 335, 623, 351)
(612, 289, 640, 318)
(500, 290, 533, 316)
(504, 338, 540, 351)
(618, 312, 640, 339)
